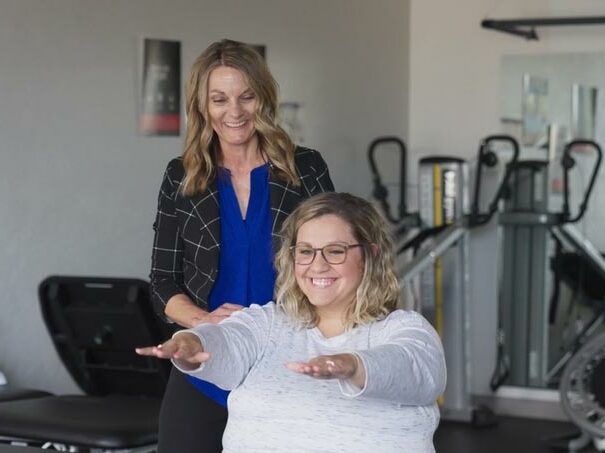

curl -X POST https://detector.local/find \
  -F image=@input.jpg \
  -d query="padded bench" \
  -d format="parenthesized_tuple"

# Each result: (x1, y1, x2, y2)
(0, 386, 52, 403)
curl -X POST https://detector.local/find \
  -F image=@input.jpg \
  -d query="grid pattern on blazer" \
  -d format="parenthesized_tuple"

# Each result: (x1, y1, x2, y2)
(150, 147, 334, 318)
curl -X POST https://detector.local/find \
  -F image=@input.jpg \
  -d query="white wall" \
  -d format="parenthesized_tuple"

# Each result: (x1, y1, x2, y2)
(0, 0, 410, 393)
(408, 0, 605, 395)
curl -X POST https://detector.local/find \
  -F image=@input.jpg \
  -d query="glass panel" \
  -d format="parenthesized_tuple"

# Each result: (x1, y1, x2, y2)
(571, 84, 598, 140)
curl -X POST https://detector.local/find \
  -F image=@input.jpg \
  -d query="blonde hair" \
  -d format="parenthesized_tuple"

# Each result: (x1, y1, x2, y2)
(275, 193, 400, 329)
(182, 39, 299, 195)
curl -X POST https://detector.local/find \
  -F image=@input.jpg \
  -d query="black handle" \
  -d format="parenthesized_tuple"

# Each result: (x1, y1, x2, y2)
(562, 140, 602, 223)
(368, 136, 407, 223)
(471, 135, 520, 226)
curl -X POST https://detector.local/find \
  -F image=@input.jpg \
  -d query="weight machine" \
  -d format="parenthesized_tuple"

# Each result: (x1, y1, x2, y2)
(368, 135, 520, 424)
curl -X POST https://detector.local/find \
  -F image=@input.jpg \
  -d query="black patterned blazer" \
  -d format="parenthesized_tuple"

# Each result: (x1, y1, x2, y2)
(150, 147, 334, 319)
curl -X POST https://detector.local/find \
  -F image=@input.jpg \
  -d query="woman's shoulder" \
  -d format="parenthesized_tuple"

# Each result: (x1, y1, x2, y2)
(158, 157, 186, 198)
(164, 156, 185, 179)
(292, 147, 331, 187)
(243, 301, 277, 314)
(293, 146, 325, 167)
(378, 309, 432, 330)
(230, 302, 292, 335)
(243, 302, 289, 321)
(365, 309, 438, 344)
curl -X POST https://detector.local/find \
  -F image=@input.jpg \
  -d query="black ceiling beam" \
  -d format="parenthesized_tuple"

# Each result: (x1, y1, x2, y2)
(482, 16, 605, 40)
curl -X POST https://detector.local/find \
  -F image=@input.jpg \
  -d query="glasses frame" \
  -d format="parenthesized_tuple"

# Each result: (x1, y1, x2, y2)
(290, 243, 363, 265)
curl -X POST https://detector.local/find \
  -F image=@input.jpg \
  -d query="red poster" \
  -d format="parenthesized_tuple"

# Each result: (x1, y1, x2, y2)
(139, 38, 181, 136)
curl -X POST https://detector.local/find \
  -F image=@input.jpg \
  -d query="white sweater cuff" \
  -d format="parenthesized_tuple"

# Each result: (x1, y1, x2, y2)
(170, 330, 207, 374)
(338, 352, 368, 397)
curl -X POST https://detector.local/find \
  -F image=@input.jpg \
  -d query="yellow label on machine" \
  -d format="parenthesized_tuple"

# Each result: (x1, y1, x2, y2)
(433, 164, 445, 406)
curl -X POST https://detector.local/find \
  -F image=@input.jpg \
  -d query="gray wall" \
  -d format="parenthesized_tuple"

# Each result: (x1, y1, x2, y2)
(500, 53, 605, 251)
(0, 0, 410, 393)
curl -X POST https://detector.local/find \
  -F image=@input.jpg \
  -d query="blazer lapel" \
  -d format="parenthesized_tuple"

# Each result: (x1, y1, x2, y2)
(188, 180, 221, 250)
(269, 172, 305, 251)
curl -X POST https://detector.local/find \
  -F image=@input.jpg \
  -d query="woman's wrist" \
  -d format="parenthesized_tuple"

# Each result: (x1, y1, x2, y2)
(348, 353, 366, 389)
(165, 294, 209, 328)
(170, 332, 206, 371)
(189, 313, 209, 327)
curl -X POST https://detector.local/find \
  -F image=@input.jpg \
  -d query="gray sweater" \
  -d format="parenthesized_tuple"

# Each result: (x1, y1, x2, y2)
(173, 302, 446, 453)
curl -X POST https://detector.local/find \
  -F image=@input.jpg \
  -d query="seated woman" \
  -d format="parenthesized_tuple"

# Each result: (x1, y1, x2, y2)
(137, 192, 446, 452)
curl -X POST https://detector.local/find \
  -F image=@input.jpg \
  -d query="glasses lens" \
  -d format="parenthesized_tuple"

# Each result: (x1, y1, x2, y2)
(294, 246, 315, 264)
(323, 244, 347, 264)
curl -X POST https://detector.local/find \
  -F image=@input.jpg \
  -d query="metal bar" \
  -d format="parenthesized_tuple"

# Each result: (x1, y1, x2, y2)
(398, 222, 467, 284)
(482, 16, 605, 40)
(499, 212, 561, 226)
(551, 224, 605, 282)
(485, 16, 605, 27)
(461, 229, 473, 420)
(545, 312, 605, 384)
(482, 22, 537, 40)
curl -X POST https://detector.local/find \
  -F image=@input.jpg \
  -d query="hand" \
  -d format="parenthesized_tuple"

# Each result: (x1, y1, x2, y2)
(286, 353, 359, 380)
(135, 333, 210, 370)
(194, 303, 245, 325)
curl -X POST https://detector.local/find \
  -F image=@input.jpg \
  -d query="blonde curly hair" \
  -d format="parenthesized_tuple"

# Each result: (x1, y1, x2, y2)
(181, 39, 299, 195)
(275, 193, 400, 329)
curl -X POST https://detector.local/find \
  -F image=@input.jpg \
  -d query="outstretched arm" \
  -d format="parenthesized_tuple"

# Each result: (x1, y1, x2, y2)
(286, 311, 446, 406)
(137, 303, 275, 390)
(136, 332, 210, 370)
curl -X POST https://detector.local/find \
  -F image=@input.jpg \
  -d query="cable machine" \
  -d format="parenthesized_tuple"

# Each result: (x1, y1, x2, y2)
(369, 135, 519, 424)
(492, 139, 605, 452)
(496, 140, 603, 389)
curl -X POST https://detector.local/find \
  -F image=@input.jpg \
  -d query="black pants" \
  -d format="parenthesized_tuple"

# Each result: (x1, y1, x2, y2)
(157, 368, 228, 453)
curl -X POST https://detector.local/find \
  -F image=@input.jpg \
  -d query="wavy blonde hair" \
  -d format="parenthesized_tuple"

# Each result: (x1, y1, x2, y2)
(275, 193, 400, 329)
(182, 39, 299, 195)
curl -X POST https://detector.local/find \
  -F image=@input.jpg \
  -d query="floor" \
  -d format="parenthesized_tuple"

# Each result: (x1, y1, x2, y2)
(0, 415, 598, 452)
(435, 416, 598, 452)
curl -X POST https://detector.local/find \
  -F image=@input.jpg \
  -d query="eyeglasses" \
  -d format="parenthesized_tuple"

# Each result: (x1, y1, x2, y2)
(290, 243, 363, 265)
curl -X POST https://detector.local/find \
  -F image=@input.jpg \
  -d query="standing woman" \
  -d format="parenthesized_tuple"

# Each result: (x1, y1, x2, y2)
(150, 39, 334, 453)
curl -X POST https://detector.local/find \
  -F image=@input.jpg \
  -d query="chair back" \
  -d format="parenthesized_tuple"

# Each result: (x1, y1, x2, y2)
(39, 276, 171, 397)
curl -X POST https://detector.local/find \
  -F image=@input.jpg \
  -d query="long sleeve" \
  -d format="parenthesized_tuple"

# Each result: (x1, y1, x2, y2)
(173, 303, 275, 390)
(150, 158, 185, 320)
(342, 310, 446, 406)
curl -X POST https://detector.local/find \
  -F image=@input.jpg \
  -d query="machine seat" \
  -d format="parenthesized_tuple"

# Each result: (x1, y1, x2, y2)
(0, 385, 52, 403)
(0, 395, 160, 449)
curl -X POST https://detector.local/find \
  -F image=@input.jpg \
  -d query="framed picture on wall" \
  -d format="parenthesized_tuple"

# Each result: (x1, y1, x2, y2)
(521, 74, 549, 146)
(139, 38, 181, 136)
